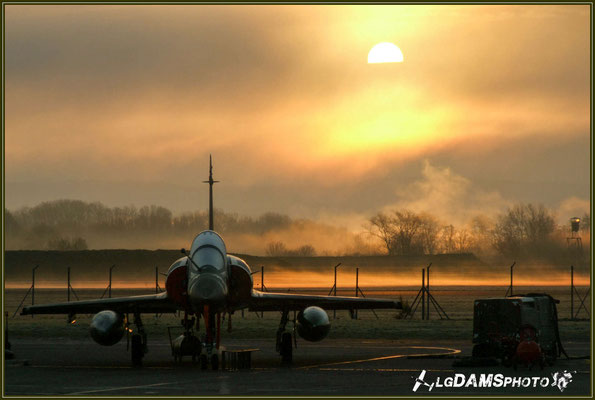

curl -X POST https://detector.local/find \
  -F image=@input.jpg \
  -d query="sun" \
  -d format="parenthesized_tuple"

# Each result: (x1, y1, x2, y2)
(368, 42, 404, 63)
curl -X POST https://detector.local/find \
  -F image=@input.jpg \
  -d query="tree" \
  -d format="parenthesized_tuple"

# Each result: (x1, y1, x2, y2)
(5, 209, 20, 235)
(368, 209, 432, 255)
(265, 241, 288, 256)
(492, 203, 556, 258)
(439, 225, 457, 253)
(265, 241, 317, 257)
(391, 210, 423, 255)
(47, 236, 88, 250)
(470, 215, 494, 255)
(173, 211, 208, 233)
(71, 237, 89, 250)
(368, 212, 397, 255)
(257, 213, 292, 234)
(417, 213, 440, 254)
(291, 244, 317, 257)
(438, 224, 472, 254)
(455, 228, 472, 253)
(47, 237, 71, 250)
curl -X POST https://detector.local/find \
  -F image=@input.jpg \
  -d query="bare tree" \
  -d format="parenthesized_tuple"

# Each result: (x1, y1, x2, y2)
(71, 237, 89, 250)
(464, 215, 496, 257)
(367, 212, 397, 255)
(47, 236, 88, 250)
(265, 241, 288, 256)
(438, 224, 471, 253)
(417, 213, 440, 254)
(455, 228, 472, 253)
(392, 210, 423, 255)
(439, 225, 457, 253)
(368, 210, 431, 255)
(5, 209, 20, 236)
(265, 241, 317, 257)
(292, 244, 317, 257)
(492, 203, 556, 258)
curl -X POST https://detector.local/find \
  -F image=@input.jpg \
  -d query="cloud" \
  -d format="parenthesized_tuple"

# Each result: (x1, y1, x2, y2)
(4, 4, 590, 223)
(386, 160, 510, 225)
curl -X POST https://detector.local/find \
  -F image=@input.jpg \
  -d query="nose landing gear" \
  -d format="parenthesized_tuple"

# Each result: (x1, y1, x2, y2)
(198, 306, 221, 370)
(169, 312, 202, 364)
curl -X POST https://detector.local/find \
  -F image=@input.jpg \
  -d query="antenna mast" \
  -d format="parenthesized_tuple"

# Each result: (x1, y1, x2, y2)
(203, 155, 219, 230)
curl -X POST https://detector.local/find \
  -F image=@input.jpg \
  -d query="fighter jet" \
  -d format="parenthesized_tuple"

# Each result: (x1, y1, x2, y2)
(21, 156, 402, 368)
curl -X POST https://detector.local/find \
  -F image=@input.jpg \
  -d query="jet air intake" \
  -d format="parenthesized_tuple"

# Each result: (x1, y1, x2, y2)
(188, 273, 228, 304)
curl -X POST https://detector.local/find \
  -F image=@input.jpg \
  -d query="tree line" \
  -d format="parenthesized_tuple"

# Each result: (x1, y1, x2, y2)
(4, 199, 590, 262)
(5, 199, 294, 251)
(367, 203, 590, 261)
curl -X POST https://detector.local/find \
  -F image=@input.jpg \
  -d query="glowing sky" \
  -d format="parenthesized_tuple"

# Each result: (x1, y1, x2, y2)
(4, 5, 591, 227)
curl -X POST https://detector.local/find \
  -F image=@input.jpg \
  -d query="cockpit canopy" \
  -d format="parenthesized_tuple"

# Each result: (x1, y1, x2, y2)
(189, 230, 227, 273)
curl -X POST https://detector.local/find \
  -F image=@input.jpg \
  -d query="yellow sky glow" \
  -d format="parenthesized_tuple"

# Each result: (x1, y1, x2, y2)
(3, 4, 590, 221)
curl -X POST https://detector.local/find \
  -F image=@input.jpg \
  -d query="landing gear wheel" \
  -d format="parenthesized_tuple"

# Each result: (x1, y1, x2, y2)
(280, 332, 293, 364)
(211, 354, 219, 370)
(200, 354, 208, 370)
(131, 334, 143, 367)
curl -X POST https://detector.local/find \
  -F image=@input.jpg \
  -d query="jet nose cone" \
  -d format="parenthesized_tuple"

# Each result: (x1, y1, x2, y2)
(188, 273, 227, 307)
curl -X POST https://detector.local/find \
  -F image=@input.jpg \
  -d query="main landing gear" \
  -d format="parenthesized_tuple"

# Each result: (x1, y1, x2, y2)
(130, 312, 148, 367)
(276, 309, 296, 364)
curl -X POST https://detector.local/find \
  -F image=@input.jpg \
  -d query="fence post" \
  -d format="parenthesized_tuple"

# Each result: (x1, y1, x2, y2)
(333, 263, 341, 319)
(421, 268, 425, 321)
(571, 265, 574, 320)
(32, 265, 39, 307)
(108, 265, 115, 298)
(354, 268, 359, 319)
(261, 266, 264, 318)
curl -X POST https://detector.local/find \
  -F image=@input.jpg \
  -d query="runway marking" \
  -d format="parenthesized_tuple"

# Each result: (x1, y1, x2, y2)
(298, 346, 461, 370)
(66, 382, 174, 395)
(319, 368, 455, 373)
(29, 365, 177, 370)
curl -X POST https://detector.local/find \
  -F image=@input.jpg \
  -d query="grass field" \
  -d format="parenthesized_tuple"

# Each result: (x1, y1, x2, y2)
(6, 250, 590, 287)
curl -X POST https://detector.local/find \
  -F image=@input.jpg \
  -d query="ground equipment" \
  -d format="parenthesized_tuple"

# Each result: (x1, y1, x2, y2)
(471, 293, 567, 367)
